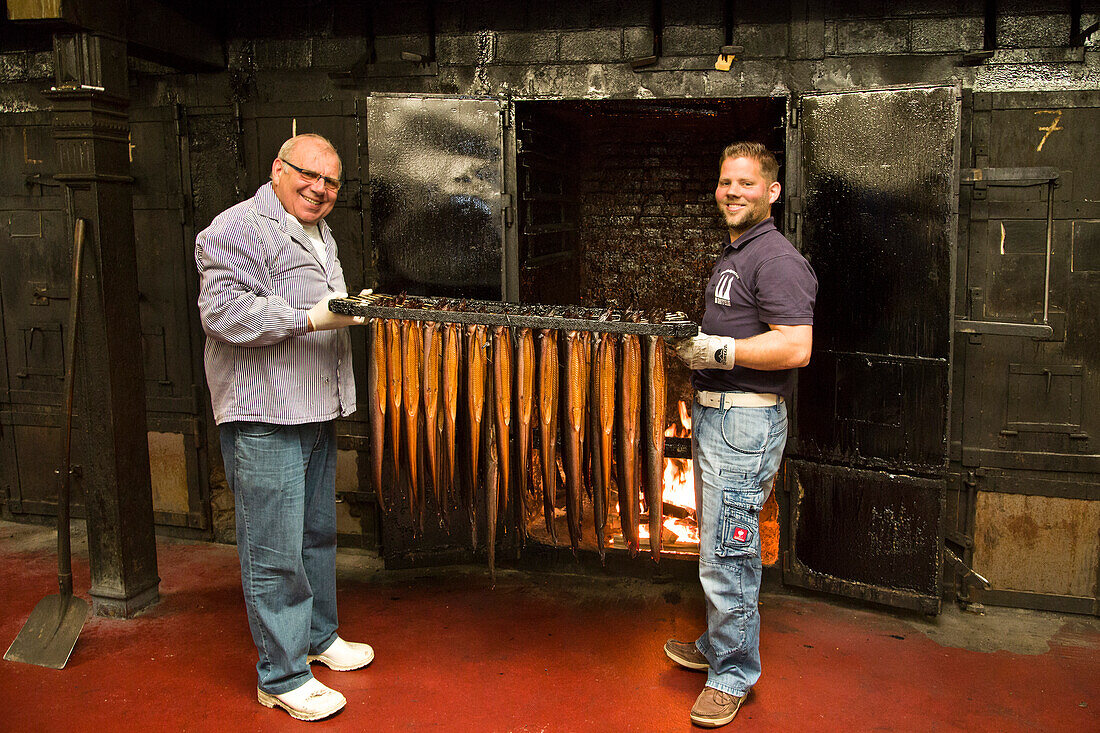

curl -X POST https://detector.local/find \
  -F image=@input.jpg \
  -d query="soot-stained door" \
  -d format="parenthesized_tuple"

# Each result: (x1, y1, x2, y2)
(784, 85, 961, 614)
(0, 111, 71, 518)
(1, 108, 210, 531)
(129, 107, 208, 530)
(367, 94, 507, 302)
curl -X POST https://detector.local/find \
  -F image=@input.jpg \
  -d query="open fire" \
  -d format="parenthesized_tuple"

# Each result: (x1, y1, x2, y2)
(638, 400, 699, 549)
(526, 398, 699, 555)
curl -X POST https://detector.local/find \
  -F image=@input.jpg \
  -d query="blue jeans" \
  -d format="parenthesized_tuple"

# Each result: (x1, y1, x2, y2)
(220, 421, 340, 694)
(692, 397, 787, 697)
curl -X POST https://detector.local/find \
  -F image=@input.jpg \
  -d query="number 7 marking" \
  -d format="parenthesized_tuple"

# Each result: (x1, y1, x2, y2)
(1035, 110, 1063, 152)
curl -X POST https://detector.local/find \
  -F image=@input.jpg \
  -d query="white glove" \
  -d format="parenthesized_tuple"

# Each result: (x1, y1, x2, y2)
(671, 332, 736, 370)
(306, 290, 368, 332)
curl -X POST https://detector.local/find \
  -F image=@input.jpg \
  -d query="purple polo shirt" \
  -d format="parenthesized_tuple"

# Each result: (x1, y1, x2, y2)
(691, 217, 817, 401)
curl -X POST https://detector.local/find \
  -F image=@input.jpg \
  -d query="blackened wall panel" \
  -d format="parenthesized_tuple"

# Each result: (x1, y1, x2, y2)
(790, 460, 943, 601)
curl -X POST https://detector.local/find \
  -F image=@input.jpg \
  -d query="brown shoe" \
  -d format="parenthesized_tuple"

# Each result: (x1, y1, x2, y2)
(690, 686, 746, 728)
(664, 639, 709, 670)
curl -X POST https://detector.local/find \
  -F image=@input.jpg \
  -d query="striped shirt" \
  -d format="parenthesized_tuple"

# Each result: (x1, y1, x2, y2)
(195, 183, 356, 425)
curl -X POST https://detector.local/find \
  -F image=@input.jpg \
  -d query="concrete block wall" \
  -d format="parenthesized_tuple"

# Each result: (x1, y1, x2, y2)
(217, 0, 1097, 105)
(577, 132, 720, 321)
(0, 1, 1097, 107)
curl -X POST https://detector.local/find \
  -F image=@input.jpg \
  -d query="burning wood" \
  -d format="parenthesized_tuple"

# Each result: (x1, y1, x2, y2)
(660, 400, 699, 546)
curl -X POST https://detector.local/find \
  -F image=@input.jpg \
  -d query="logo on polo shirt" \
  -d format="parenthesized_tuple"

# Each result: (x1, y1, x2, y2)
(714, 268, 740, 306)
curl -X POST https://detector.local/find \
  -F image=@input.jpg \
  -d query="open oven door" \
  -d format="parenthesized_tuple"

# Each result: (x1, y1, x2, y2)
(365, 93, 516, 567)
(782, 85, 961, 614)
(366, 93, 514, 303)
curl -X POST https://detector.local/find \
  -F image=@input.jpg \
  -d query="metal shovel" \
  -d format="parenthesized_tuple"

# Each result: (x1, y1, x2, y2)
(5, 219, 91, 669)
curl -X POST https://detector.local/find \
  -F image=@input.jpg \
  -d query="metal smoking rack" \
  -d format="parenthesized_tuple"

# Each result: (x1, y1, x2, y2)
(330, 293, 699, 339)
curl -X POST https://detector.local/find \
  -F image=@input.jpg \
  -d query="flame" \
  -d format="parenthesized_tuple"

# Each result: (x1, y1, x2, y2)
(678, 399, 692, 432)
(654, 400, 698, 545)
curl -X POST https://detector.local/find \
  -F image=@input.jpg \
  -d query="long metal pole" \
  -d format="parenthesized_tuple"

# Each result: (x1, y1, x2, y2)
(58, 219, 85, 599)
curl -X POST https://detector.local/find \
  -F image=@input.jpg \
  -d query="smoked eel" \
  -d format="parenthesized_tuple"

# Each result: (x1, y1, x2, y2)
(644, 335, 667, 561)
(367, 318, 388, 512)
(619, 334, 642, 556)
(593, 333, 616, 562)
(465, 324, 488, 545)
(422, 321, 443, 509)
(537, 329, 559, 544)
(442, 323, 462, 502)
(485, 376, 499, 581)
(492, 326, 513, 521)
(386, 319, 403, 488)
(402, 320, 423, 528)
(562, 330, 590, 555)
(515, 328, 536, 523)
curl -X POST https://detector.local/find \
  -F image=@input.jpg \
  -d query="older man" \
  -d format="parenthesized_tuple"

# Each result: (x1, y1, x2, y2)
(665, 142, 817, 727)
(196, 133, 371, 722)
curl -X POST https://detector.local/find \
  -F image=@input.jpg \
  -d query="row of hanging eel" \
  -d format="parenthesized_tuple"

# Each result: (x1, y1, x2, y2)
(365, 315, 669, 573)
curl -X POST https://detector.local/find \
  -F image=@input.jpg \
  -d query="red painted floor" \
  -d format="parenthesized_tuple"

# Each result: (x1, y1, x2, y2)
(1, 521, 1097, 732)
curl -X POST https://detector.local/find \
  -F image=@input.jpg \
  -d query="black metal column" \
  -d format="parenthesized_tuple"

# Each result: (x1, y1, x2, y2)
(45, 32, 160, 618)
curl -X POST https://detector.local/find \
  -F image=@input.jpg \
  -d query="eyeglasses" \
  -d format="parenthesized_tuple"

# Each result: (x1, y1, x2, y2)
(279, 158, 342, 192)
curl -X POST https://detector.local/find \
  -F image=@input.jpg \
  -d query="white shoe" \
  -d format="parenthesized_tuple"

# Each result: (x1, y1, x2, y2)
(308, 637, 375, 671)
(257, 678, 346, 722)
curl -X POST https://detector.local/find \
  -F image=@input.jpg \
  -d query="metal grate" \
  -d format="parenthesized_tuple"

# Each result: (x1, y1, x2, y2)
(330, 293, 698, 338)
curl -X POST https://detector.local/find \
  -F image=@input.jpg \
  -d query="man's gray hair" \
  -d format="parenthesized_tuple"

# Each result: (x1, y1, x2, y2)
(276, 133, 341, 174)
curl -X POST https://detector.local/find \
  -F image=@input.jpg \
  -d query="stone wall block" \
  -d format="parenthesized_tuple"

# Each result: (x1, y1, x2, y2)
(824, 21, 838, 55)
(0, 53, 29, 83)
(373, 34, 432, 63)
(662, 25, 725, 57)
(253, 39, 313, 70)
(998, 14, 1072, 49)
(313, 37, 370, 69)
(835, 19, 910, 54)
(29, 51, 53, 80)
(624, 26, 655, 59)
(498, 31, 560, 64)
(560, 29, 622, 62)
(735, 23, 791, 58)
(912, 17, 983, 53)
(436, 34, 481, 66)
